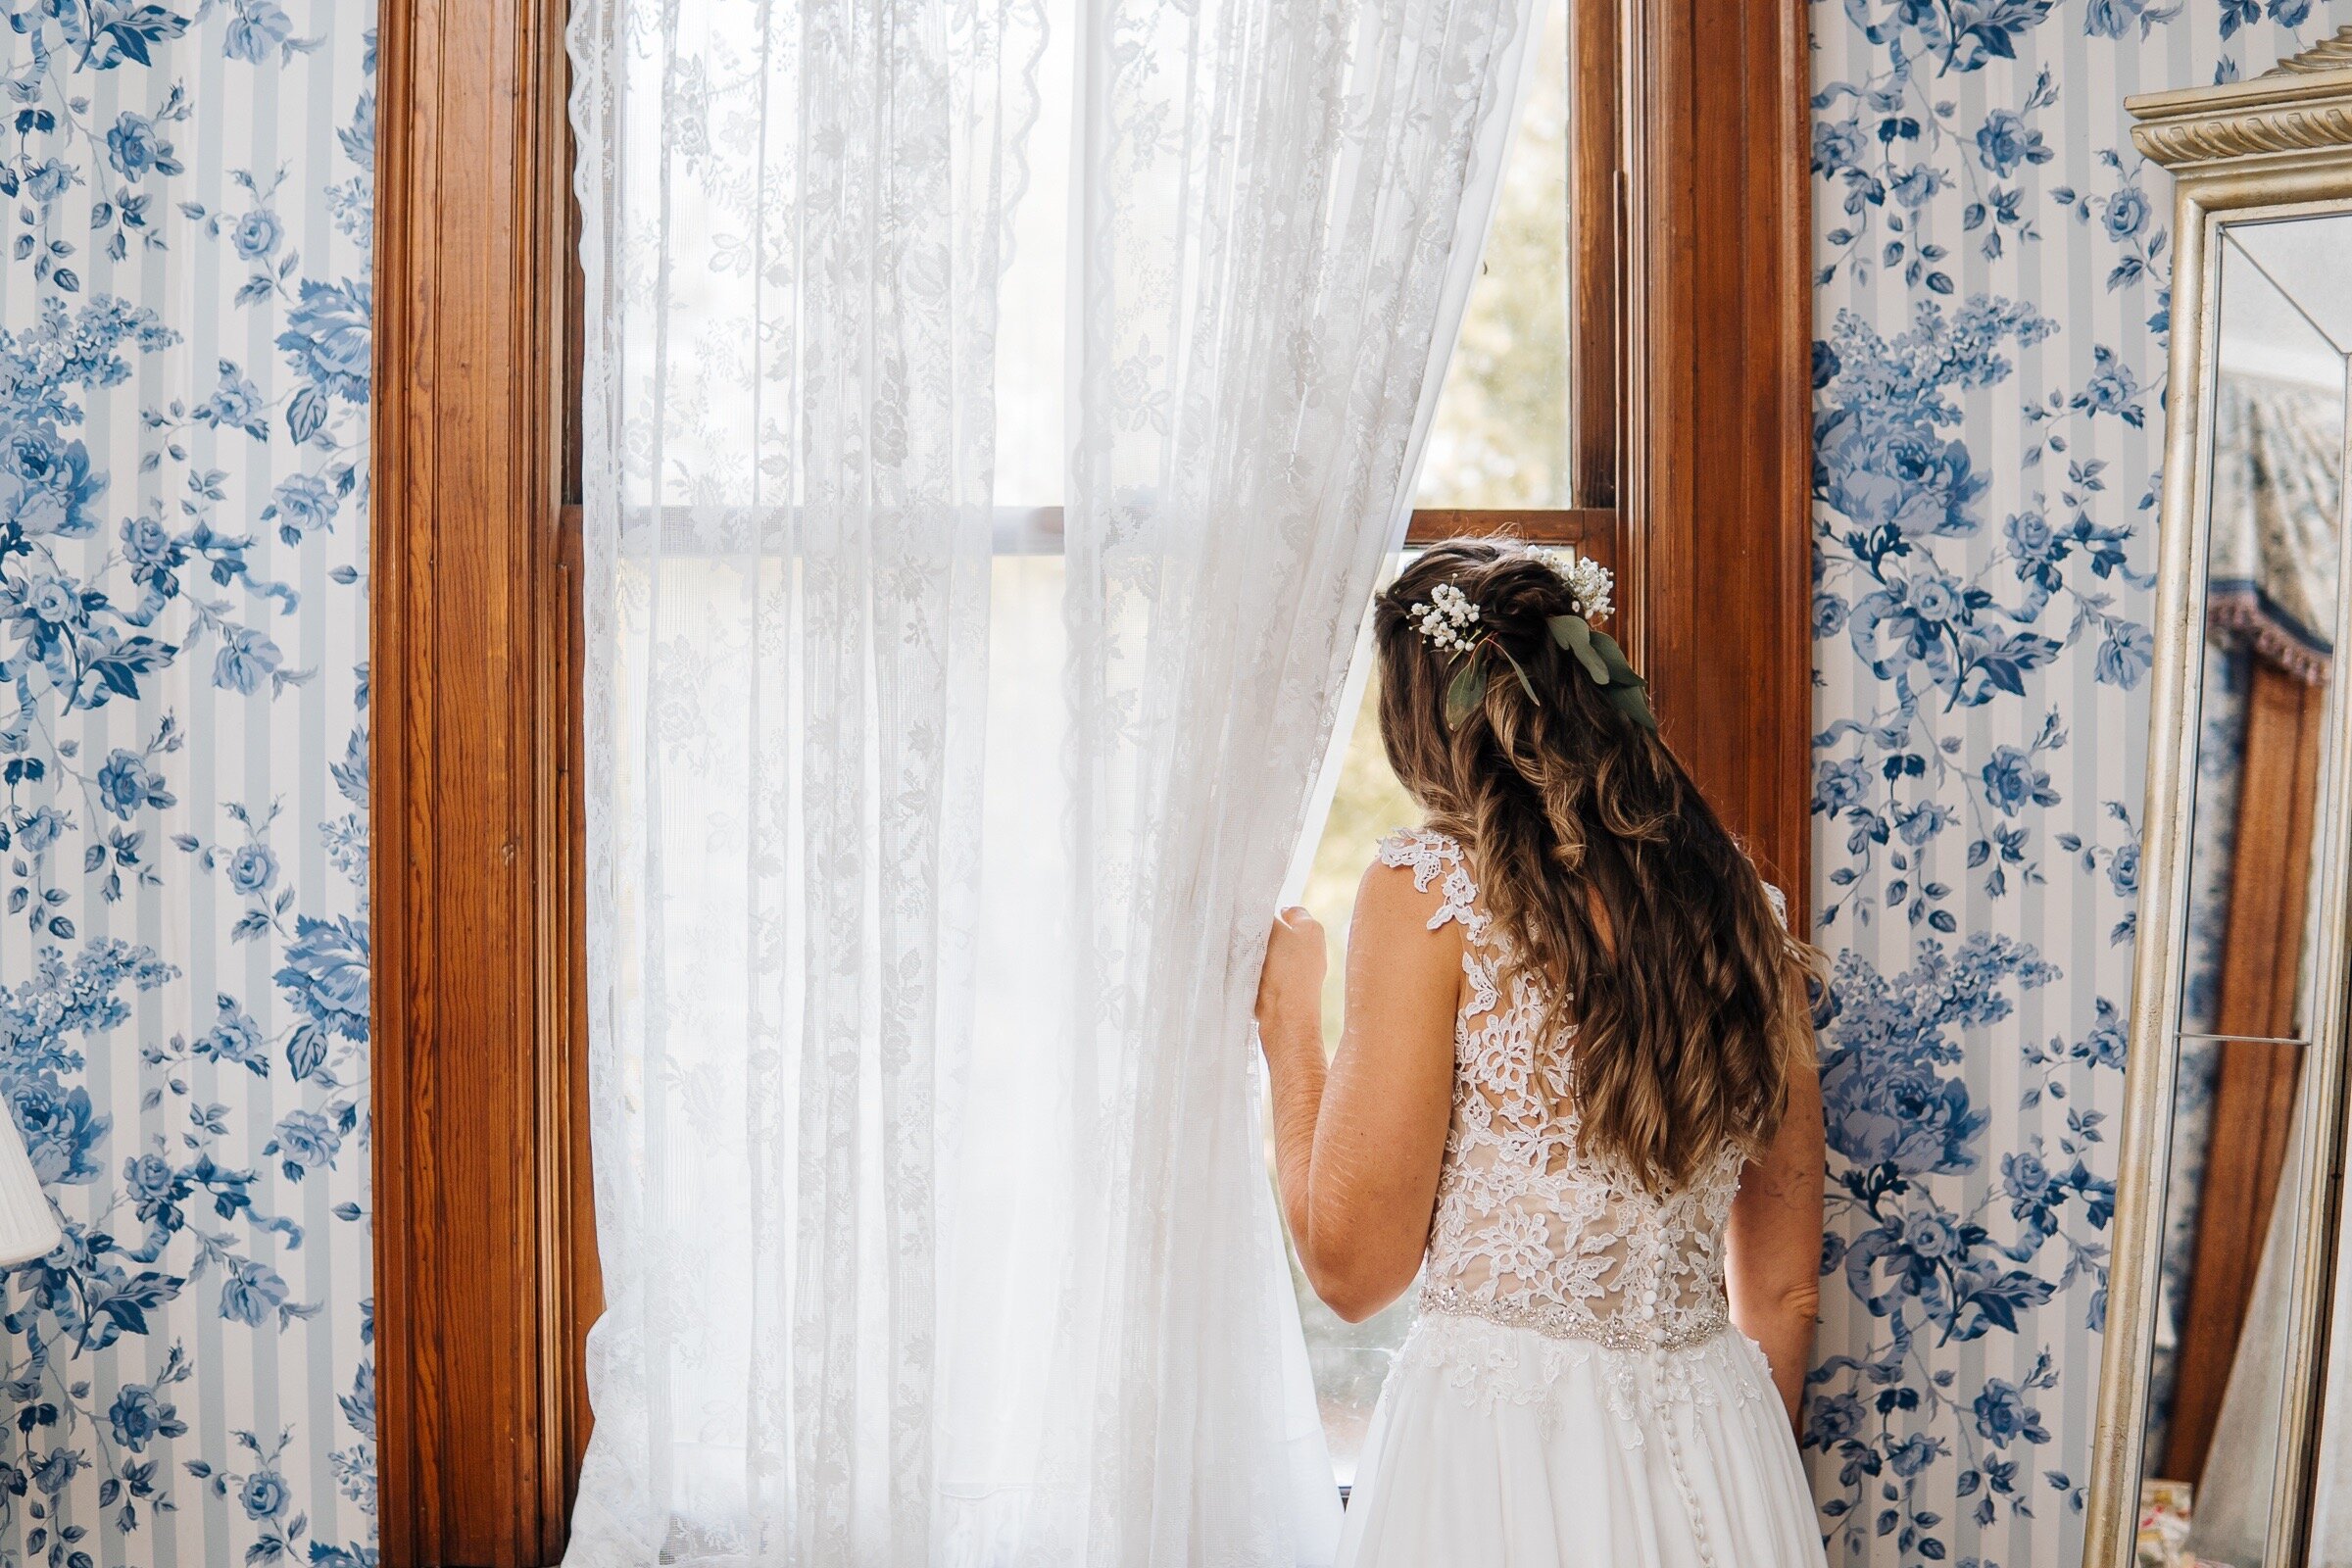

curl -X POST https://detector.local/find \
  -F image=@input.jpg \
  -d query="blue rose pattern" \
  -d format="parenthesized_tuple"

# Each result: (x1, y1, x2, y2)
(1806, 4, 2348, 1565)
(0, 3, 374, 1564)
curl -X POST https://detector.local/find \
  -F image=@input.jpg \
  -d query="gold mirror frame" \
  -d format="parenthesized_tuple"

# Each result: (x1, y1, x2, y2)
(2085, 31, 2352, 1568)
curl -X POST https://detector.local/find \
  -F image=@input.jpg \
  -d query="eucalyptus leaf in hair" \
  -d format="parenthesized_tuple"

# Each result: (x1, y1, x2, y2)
(1547, 613, 1611, 685)
(1602, 664, 1658, 731)
(1492, 638, 1540, 706)
(1443, 638, 1542, 728)
(1547, 613, 1657, 732)
(1445, 654, 1487, 727)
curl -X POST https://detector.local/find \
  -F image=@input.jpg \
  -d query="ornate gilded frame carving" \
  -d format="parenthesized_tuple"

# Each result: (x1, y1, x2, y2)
(2083, 29, 2352, 1568)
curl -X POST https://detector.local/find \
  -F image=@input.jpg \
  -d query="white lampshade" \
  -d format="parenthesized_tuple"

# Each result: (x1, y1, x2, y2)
(0, 1113, 61, 1267)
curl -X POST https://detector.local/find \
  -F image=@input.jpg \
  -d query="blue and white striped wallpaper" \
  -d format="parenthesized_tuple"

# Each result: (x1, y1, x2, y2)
(0, 4, 375, 1564)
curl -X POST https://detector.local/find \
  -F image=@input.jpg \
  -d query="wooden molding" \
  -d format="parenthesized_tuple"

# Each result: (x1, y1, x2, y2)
(1402, 507, 1619, 545)
(1565, 0, 1624, 511)
(371, 0, 595, 1559)
(1622, 0, 1815, 919)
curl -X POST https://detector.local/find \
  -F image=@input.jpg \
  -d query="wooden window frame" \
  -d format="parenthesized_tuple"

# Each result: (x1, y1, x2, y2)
(368, 0, 1810, 1560)
(371, 3, 588, 1564)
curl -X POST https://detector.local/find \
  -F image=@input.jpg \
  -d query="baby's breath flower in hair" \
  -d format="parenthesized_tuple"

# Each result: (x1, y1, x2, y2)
(1407, 581, 1483, 654)
(1533, 546, 1614, 624)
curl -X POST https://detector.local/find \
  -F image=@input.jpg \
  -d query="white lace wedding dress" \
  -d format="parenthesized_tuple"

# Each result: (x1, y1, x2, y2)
(1337, 830, 1824, 1568)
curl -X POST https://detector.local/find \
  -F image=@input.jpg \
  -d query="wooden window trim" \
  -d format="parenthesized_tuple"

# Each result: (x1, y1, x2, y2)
(371, 1, 589, 1563)
(370, 0, 1810, 1560)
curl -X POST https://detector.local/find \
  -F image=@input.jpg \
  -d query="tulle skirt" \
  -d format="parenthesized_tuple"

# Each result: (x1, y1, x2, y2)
(1337, 1310, 1825, 1568)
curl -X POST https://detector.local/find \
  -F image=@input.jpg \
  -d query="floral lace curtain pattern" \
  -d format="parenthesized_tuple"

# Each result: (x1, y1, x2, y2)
(1011, 0, 1541, 1557)
(564, 0, 1537, 1560)
(564, 0, 1041, 1558)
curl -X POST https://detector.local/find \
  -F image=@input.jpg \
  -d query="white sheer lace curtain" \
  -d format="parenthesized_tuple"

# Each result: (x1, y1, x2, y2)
(979, 0, 1544, 1556)
(564, 0, 1042, 1559)
(565, 0, 1540, 1558)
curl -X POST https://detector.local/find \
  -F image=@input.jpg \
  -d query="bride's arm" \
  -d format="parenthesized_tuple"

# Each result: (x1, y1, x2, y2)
(1253, 860, 1459, 1323)
(1726, 973, 1826, 1434)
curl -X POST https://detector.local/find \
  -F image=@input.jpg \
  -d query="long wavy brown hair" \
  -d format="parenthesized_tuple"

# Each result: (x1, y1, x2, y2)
(1374, 539, 1817, 1192)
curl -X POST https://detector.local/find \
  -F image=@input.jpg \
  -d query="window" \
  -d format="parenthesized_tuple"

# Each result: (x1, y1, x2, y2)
(1414, 1, 1573, 513)
(992, 0, 1598, 528)
(368, 0, 1808, 1547)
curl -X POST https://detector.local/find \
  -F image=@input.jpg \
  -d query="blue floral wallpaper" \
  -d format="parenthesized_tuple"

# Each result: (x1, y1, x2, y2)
(0, 3, 374, 1565)
(1804, 3, 2351, 1564)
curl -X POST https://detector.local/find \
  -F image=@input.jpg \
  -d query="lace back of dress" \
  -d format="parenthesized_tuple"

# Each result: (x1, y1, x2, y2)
(1377, 827, 1742, 1352)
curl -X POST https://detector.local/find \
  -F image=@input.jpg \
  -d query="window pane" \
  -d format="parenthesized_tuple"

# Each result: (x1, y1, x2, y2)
(996, 1, 1570, 514)
(995, 5, 1075, 507)
(1413, 1, 1571, 509)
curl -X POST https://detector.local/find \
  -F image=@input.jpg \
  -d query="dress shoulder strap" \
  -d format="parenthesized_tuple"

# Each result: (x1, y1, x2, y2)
(1376, 827, 1484, 939)
(1733, 843, 1790, 931)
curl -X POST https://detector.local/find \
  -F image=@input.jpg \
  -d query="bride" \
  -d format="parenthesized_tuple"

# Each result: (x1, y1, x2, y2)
(1256, 539, 1826, 1568)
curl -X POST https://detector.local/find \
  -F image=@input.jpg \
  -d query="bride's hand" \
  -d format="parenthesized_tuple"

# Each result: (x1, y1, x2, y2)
(1254, 906, 1327, 1051)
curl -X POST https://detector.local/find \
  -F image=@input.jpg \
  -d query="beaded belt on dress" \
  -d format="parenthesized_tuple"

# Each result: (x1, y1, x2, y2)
(1418, 1281, 1730, 1351)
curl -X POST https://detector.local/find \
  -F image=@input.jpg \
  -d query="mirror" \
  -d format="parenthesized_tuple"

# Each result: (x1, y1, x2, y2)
(2097, 46, 2352, 1568)
(2137, 217, 2351, 1568)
